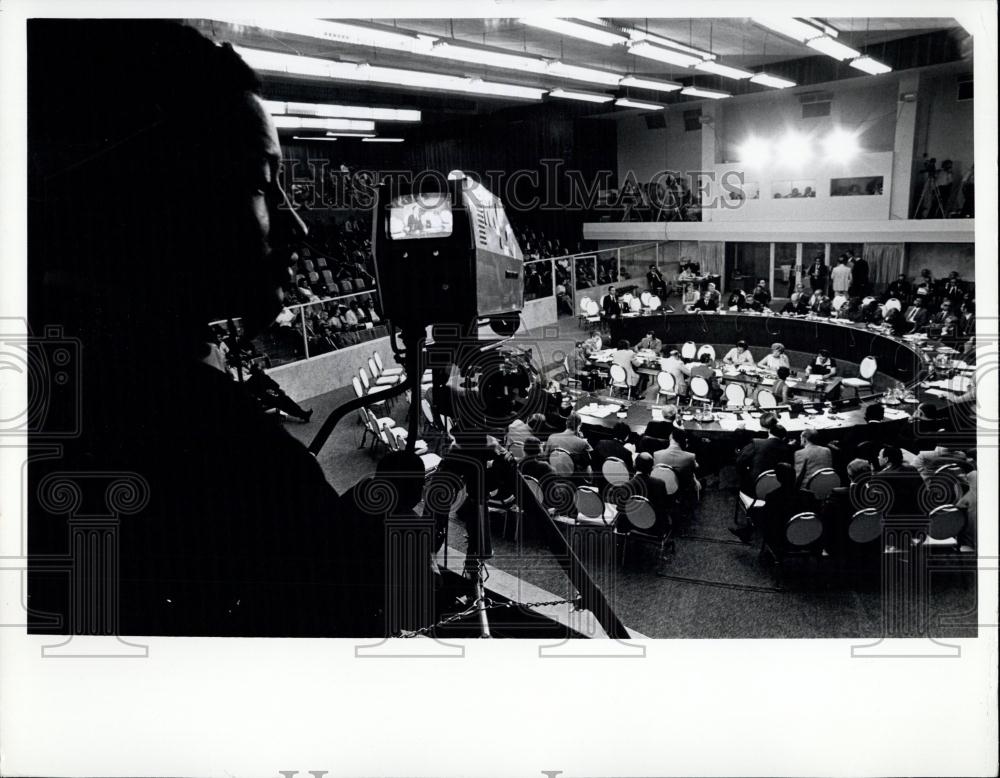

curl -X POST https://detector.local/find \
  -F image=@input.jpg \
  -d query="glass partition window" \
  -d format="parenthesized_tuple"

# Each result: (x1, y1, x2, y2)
(524, 259, 553, 301)
(728, 181, 760, 201)
(208, 292, 388, 373)
(831, 176, 884, 196)
(771, 180, 817, 199)
(574, 255, 598, 289)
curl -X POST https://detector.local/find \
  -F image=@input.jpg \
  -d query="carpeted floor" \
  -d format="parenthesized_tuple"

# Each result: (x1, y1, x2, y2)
(276, 312, 977, 639)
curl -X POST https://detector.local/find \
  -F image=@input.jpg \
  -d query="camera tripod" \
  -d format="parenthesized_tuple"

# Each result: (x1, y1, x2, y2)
(913, 172, 947, 219)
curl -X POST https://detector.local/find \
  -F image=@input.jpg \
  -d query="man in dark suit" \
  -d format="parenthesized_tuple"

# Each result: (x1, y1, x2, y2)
(938, 271, 966, 306)
(873, 445, 925, 518)
(885, 274, 912, 303)
(618, 453, 672, 535)
(928, 300, 960, 340)
(807, 255, 828, 293)
(849, 254, 869, 297)
(901, 298, 930, 332)
(602, 286, 620, 319)
(821, 458, 873, 557)
(810, 292, 833, 317)
(736, 424, 793, 495)
(745, 463, 819, 557)
(838, 403, 892, 464)
(750, 279, 772, 311)
(646, 263, 667, 297)
(594, 422, 635, 475)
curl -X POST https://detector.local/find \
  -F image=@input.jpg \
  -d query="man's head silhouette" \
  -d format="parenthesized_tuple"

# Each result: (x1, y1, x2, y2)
(31, 20, 306, 345)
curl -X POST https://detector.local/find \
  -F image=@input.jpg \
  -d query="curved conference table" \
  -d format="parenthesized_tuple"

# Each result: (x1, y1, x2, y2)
(607, 311, 942, 382)
(573, 310, 973, 442)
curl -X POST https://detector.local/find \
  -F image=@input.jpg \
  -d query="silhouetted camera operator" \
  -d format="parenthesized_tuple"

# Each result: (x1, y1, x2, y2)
(29, 20, 387, 636)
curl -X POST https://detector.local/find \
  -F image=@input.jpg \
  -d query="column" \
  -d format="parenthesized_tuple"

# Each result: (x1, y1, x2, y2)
(700, 102, 718, 222)
(890, 72, 921, 220)
(768, 242, 776, 295)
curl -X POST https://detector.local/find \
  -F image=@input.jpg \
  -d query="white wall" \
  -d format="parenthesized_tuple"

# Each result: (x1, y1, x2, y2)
(916, 69, 975, 178)
(718, 76, 898, 162)
(710, 151, 894, 222)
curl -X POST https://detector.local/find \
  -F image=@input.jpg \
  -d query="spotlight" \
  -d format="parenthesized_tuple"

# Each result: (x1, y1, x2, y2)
(738, 137, 771, 165)
(780, 132, 813, 166)
(822, 129, 859, 161)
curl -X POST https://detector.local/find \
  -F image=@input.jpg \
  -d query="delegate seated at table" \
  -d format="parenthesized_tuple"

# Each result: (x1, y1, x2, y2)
(635, 330, 663, 353)
(610, 340, 642, 389)
(661, 349, 688, 395)
(806, 349, 837, 377)
(653, 427, 701, 501)
(727, 289, 751, 311)
(757, 343, 790, 372)
(771, 367, 792, 404)
(723, 341, 755, 367)
(683, 353, 724, 402)
(687, 290, 719, 312)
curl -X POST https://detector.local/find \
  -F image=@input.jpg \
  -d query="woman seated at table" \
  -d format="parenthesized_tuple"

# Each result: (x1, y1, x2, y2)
(757, 342, 790, 372)
(723, 340, 755, 367)
(727, 288, 750, 311)
(806, 349, 837, 377)
(772, 366, 792, 404)
(686, 290, 719, 312)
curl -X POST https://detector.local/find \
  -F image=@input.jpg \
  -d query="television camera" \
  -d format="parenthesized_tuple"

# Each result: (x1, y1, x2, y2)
(307, 171, 628, 639)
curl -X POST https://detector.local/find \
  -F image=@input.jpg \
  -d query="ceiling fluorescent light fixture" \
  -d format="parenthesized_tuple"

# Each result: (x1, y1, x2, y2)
(695, 60, 753, 79)
(628, 40, 705, 68)
(272, 116, 376, 132)
(749, 72, 796, 89)
(614, 98, 664, 110)
(627, 29, 710, 58)
(619, 75, 682, 92)
(546, 61, 622, 86)
(681, 86, 730, 100)
(806, 36, 860, 60)
(325, 131, 376, 138)
(751, 17, 825, 43)
(429, 41, 547, 74)
(466, 79, 546, 99)
(803, 18, 840, 37)
(850, 55, 892, 75)
(520, 18, 629, 46)
(362, 137, 405, 143)
(292, 135, 337, 142)
(264, 100, 421, 122)
(236, 48, 544, 101)
(218, 18, 436, 54)
(549, 88, 614, 103)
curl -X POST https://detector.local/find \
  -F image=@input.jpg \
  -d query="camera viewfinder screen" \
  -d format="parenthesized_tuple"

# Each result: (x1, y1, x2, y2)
(388, 194, 454, 240)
